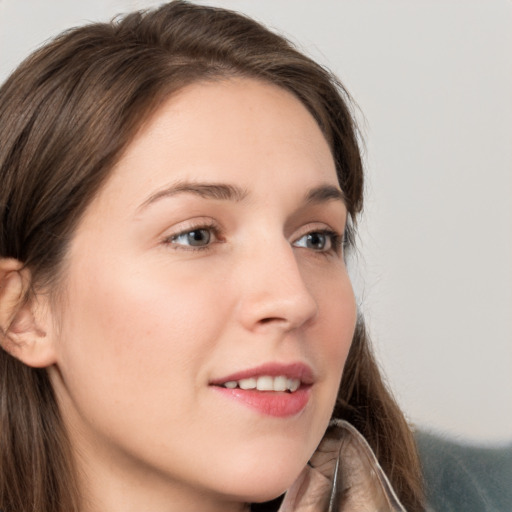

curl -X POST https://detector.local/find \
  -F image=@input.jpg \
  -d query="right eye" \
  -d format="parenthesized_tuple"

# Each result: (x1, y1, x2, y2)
(171, 228, 212, 247)
(162, 220, 223, 251)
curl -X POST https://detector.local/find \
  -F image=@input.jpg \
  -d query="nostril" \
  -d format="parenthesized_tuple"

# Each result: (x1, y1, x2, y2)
(259, 317, 281, 325)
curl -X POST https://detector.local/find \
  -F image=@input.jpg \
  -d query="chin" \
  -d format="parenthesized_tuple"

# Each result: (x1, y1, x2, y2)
(213, 448, 308, 504)
(229, 478, 294, 505)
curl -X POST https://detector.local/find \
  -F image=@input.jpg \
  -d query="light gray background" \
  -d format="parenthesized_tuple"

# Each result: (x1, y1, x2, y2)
(1, 0, 511, 444)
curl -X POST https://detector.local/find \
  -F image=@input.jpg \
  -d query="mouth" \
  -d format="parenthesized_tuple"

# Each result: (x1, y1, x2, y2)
(209, 362, 314, 417)
(210, 362, 314, 390)
(219, 375, 302, 393)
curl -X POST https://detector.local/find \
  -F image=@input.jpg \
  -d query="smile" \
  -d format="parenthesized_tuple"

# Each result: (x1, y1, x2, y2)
(210, 362, 314, 417)
(221, 375, 301, 392)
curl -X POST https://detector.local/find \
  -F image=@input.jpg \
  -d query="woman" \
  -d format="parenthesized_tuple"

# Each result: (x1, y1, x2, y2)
(0, 2, 424, 511)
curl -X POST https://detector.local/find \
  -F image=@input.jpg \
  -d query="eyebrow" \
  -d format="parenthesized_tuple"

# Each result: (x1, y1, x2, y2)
(137, 181, 346, 212)
(138, 181, 249, 211)
(304, 184, 346, 206)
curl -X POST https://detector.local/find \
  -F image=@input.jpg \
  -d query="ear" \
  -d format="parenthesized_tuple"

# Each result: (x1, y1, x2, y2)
(0, 258, 57, 368)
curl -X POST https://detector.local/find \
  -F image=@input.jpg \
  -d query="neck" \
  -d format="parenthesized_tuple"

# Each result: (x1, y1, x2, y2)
(76, 453, 251, 512)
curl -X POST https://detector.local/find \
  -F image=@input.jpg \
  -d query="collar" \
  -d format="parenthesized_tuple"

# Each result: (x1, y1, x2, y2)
(276, 420, 407, 511)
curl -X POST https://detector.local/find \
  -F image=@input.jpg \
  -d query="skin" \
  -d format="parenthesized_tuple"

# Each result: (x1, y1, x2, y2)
(44, 78, 357, 512)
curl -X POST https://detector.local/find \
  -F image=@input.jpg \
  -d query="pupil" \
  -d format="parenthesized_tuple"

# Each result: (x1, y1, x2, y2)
(188, 229, 210, 246)
(308, 233, 325, 249)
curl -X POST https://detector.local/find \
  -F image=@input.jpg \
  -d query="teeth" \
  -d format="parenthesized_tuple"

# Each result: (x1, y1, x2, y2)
(239, 377, 257, 390)
(273, 375, 287, 392)
(222, 375, 301, 392)
(256, 376, 273, 391)
(287, 378, 300, 392)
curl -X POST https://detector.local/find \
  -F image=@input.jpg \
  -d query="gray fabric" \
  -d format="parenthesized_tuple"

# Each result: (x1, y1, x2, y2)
(416, 431, 512, 512)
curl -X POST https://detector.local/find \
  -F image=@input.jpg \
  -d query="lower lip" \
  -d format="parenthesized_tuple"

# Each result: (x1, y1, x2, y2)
(211, 386, 311, 417)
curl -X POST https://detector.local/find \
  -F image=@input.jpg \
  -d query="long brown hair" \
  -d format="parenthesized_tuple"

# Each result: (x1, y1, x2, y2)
(0, 2, 424, 510)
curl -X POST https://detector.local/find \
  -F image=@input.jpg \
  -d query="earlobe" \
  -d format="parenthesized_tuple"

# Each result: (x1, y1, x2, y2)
(0, 258, 57, 368)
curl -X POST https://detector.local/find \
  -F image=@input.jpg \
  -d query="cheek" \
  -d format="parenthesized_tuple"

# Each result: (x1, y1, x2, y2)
(55, 256, 229, 429)
(309, 269, 357, 399)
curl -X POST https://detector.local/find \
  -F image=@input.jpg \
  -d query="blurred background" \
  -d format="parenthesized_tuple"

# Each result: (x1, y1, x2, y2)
(1, 0, 511, 444)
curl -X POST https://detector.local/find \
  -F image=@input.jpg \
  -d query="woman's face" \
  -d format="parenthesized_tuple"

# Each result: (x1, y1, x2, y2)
(48, 78, 357, 510)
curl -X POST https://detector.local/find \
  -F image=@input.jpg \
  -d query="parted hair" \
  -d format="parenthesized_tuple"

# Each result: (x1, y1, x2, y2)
(0, 2, 424, 511)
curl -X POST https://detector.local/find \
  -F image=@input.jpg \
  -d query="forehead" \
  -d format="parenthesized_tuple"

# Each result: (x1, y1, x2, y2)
(87, 78, 338, 216)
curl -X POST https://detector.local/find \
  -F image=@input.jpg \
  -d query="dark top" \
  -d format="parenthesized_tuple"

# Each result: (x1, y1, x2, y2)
(416, 430, 512, 512)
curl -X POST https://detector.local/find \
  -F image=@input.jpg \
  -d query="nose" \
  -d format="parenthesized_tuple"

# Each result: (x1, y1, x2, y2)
(235, 237, 318, 333)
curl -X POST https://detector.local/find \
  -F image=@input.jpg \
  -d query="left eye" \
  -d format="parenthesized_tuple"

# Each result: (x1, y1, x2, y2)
(293, 231, 336, 252)
(170, 228, 212, 247)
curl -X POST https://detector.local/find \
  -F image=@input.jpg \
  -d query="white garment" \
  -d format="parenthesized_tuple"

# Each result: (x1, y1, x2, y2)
(277, 420, 406, 512)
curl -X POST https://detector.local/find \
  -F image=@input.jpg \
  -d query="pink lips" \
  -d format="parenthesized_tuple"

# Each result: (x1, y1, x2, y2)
(210, 362, 314, 418)
(210, 362, 314, 386)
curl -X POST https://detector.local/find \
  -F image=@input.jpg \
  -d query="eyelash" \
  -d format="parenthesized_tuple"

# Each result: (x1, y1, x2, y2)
(162, 222, 344, 256)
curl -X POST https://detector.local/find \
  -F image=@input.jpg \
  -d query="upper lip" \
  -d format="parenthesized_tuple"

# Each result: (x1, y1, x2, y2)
(209, 362, 315, 386)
